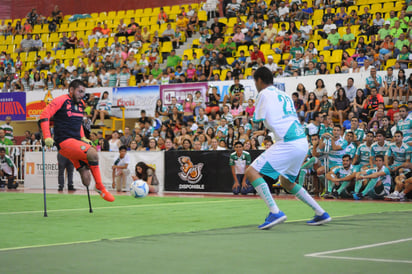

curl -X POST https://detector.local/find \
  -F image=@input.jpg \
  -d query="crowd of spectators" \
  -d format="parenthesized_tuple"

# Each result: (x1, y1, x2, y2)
(0, 1, 411, 200)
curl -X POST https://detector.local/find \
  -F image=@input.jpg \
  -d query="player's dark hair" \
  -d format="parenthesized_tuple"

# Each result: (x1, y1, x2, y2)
(135, 162, 154, 181)
(399, 105, 408, 111)
(333, 124, 342, 130)
(375, 155, 384, 161)
(0, 147, 5, 153)
(119, 145, 127, 151)
(68, 79, 86, 91)
(234, 141, 243, 147)
(253, 67, 274, 85)
(394, 130, 403, 137)
(376, 129, 386, 137)
(342, 154, 351, 161)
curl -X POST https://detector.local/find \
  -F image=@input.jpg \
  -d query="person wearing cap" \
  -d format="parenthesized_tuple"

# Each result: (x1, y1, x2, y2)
(378, 21, 392, 41)
(325, 24, 341, 50)
(264, 55, 278, 74)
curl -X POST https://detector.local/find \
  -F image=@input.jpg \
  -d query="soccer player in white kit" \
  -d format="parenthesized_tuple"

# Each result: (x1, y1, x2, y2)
(246, 67, 331, 229)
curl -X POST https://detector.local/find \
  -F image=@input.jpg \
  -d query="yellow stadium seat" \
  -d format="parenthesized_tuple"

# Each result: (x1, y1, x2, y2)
(143, 8, 152, 16)
(183, 49, 193, 60)
(107, 11, 117, 19)
(319, 50, 331, 61)
(125, 10, 135, 18)
(237, 45, 249, 57)
(385, 58, 397, 69)
(317, 39, 329, 51)
(329, 49, 343, 63)
(135, 9, 144, 17)
(345, 48, 356, 57)
(160, 41, 173, 53)
(394, 2, 403, 11)
(358, 5, 370, 16)
(152, 7, 160, 16)
(117, 10, 125, 18)
(313, 9, 324, 20)
(26, 51, 37, 62)
(370, 4, 382, 14)
(382, 2, 394, 11)
(198, 11, 207, 22)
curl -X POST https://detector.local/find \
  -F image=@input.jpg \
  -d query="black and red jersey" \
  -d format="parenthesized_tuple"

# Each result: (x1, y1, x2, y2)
(40, 94, 85, 145)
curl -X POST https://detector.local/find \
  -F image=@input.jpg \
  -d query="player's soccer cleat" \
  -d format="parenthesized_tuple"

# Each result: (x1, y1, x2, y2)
(385, 192, 399, 200)
(95, 186, 115, 202)
(258, 211, 287, 230)
(273, 181, 282, 188)
(307, 212, 332, 226)
(352, 192, 363, 200)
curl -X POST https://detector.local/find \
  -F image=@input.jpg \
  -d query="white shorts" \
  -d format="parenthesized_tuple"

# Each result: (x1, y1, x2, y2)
(251, 138, 308, 182)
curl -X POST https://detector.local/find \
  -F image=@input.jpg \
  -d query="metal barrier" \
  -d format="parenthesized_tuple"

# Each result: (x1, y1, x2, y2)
(4, 145, 43, 184)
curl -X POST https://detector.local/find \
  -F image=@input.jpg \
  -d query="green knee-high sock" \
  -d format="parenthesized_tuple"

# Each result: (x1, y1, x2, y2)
(337, 181, 350, 195)
(302, 157, 317, 169)
(354, 180, 363, 193)
(361, 178, 378, 196)
(327, 180, 334, 193)
(298, 169, 307, 186)
(251, 177, 280, 214)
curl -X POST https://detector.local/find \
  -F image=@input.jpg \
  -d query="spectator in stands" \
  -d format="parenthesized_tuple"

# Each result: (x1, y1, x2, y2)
(330, 88, 351, 127)
(365, 67, 383, 94)
(19, 34, 34, 53)
(166, 50, 182, 70)
(394, 69, 408, 103)
(226, 0, 240, 18)
(111, 145, 130, 192)
(26, 8, 38, 27)
(205, 86, 221, 115)
(92, 91, 111, 125)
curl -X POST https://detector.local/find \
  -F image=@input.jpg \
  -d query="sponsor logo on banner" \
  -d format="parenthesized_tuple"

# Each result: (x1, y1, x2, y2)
(26, 161, 59, 176)
(0, 92, 26, 120)
(177, 156, 204, 189)
(160, 83, 208, 106)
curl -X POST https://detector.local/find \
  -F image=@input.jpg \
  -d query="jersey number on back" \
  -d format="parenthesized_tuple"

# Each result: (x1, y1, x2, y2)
(278, 94, 296, 117)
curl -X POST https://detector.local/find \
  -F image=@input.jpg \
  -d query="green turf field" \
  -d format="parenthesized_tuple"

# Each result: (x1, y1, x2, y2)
(0, 193, 411, 273)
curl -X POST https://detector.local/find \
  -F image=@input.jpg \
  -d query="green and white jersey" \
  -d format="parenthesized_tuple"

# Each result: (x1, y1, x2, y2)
(356, 143, 371, 166)
(386, 142, 411, 165)
(216, 125, 228, 136)
(221, 113, 233, 124)
(109, 73, 118, 87)
(343, 128, 364, 144)
(365, 165, 391, 193)
(0, 124, 13, 140)
(229, 151, 251, 174)
(325, 137, 348, 167)
(397, 113, 412, 144)
(384, 74, 397, 86)
(331, 165, 356, 180)
(290, 58, 304, 71)
(370, 141, 390, 157)
(118, 72, 130, 87)
(345, 142, 357, 159)
(253, 85, 306, 143)
(308, 145, 326, 165)
(0, 155, 17, 176)
(319, 124, 333, 137)
(354, 128, 365, 143)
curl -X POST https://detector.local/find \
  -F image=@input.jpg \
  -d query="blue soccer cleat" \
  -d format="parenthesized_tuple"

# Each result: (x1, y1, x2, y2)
(258, 211, 287, 230)
(307, 212, 332, 226)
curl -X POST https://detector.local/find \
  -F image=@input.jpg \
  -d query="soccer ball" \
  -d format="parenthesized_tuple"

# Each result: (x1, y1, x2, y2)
(130, 180, 149, 198)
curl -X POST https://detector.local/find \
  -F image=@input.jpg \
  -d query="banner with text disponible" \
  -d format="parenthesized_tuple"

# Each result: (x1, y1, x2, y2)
(24, 151, 164, 192)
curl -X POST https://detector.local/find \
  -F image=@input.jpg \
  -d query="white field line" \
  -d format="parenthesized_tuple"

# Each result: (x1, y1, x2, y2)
(305, 237, 412, 264)
(0, 199, 246, 215)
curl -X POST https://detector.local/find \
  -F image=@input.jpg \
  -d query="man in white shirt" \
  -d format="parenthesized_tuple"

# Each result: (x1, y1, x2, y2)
(264, 55, 278, 74)
(344, 77, 357, 102)
(112, 145, 130, 192)
(278, 1, 289, 21)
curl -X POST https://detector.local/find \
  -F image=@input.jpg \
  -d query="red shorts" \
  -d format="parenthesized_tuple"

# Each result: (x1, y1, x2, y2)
(59, 138, 92, 169)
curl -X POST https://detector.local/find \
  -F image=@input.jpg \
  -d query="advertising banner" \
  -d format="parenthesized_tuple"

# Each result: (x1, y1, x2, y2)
(24, 151, 165, 192)
(159, 82, 208, 106)
(164, 150, 264, 192)
(112, 86, 160, 118)
(25, 87, 109, 120)
(0, 92, 26, 120)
